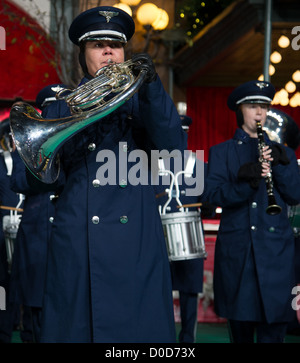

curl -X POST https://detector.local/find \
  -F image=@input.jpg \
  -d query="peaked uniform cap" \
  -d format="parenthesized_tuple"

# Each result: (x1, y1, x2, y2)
(227, 80, 275, 111)
(69, 6, 135, 46)
(36, 84, 67, 109)
(180, 115, 193, 129)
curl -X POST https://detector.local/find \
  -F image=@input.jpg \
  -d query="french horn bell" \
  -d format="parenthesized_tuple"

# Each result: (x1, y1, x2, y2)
(10, 59, 147, 184)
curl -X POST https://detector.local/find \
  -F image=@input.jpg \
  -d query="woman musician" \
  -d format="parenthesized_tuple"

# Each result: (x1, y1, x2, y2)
(205, 80, 300, 343)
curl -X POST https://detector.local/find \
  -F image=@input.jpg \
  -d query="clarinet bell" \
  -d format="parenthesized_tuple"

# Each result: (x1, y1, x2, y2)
(266, 195, 282, 215)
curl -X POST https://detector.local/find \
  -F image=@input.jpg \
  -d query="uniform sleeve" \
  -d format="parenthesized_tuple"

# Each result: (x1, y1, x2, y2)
(205, 144, 256, 208)
(272, 146, 300, 205)
(10, 151, 36, 195)
(136, 76, 187, 153)
(10, 151, 64, 194)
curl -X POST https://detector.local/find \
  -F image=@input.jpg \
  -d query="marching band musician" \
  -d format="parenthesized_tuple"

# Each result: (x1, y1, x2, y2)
(156, 116, 214, 343)
(9, 85, 65, 343)
(205, 80, 300, 343)
(24, 6, 187, 343)
(0, 119, 23, 343)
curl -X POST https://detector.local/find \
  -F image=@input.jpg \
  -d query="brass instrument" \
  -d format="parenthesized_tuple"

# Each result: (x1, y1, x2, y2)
(9, 59, 147, 184)
(256, 120, 282, 215)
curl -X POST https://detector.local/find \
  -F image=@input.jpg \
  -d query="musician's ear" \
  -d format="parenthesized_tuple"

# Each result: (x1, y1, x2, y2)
(79, 51, 89, 77)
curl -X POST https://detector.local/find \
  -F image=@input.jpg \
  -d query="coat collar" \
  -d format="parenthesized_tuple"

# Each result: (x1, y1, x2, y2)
(233, 127, 272, 145)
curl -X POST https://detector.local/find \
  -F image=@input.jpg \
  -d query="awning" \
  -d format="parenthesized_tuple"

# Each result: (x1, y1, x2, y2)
(0, 0, 61, 102)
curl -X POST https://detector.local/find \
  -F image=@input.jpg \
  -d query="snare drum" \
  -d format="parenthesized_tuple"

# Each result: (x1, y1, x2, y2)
(289, 204, 300, 237)
(161, 211, 206, 261)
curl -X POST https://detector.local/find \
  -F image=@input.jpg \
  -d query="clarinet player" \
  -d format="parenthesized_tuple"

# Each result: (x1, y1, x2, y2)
(205, 80, 300, 343)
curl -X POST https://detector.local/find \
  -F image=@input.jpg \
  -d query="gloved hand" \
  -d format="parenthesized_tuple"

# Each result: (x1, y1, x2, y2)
(237, 162, 262, 189)
(270, 144, 290, 166)
(131, 53, 157, 83)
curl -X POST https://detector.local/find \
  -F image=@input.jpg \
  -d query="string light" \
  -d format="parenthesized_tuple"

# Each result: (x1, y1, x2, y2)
(272, 89, 289, 106)
(285, 81, 296, 93)
(270, 51, 282, 64)
(269, 64, 275, 76)
(289, 92, 300, 107)
(292, 70, 300, 83)
(278, 35, 290, 48)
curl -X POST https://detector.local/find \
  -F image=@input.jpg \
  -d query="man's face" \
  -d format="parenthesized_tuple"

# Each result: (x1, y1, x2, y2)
(84, 40, 125, 76)
(240, 103, 269, 137)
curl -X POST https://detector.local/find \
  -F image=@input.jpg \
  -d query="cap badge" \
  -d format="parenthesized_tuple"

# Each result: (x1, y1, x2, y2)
(256, 82, 269, 90)
(51, 85, 65, 93)
(99, 11, 119, 23)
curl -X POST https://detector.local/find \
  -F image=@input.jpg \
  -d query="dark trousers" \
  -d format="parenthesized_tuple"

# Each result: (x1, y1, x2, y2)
(30, 307, 42, 343)
(228, 319, 288, 343)
(178, 292, 198, 343)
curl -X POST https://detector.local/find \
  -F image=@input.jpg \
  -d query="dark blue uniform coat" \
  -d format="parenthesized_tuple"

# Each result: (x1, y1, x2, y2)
(9, 152, 55, 308)
(32, 77, 187, 343)
(205, 128, 300, 323)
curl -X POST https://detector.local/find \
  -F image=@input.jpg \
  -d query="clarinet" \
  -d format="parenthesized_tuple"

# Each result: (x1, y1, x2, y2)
(256, 120, 282, 215)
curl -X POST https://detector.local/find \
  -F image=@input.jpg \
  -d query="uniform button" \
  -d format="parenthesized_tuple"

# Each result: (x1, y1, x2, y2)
(251, 225, 257, 231)
(122, 144, 128, 153)
(49, 217, 54, 223)
(181, 190, 186, 195)
(269, 227, 275, 233)
(252, 202, 257, 208)
(119, 179, 127, 188)
(92, 216, 100, 224)
(238, 141, 243, 145)
(92, 179, 101, 187)
(88, 143, 96, 151)
(120, 216, 128, 224)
